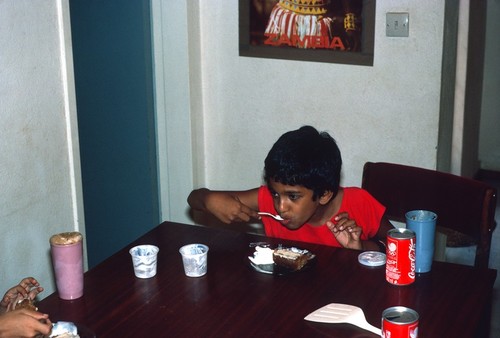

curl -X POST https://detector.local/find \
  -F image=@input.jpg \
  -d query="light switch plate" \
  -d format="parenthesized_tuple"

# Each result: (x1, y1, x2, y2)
(386, 12, 409, 37)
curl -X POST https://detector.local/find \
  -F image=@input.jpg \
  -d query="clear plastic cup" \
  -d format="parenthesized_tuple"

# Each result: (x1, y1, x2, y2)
(129, 245, 159, 278)
(179, 244, 209, 277)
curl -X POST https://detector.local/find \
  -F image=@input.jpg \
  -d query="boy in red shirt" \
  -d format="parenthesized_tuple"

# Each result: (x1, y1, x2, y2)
(188, 126, 392, 251)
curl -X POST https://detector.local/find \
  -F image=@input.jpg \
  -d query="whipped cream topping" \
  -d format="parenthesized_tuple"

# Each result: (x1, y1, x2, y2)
(248, 246, 274, 265)
(50, 322, 79, 338)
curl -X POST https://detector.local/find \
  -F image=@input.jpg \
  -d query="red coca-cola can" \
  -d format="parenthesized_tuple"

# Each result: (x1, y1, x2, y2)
(386, 228, 416, 285)
(382, 306, 419, 337)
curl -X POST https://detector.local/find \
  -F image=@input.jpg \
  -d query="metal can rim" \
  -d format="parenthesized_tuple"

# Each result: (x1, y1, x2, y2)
(387, 228, 416, 239)
(382, 306, 419, 325)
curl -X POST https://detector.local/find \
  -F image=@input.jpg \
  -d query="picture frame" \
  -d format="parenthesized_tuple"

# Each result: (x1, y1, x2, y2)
(239, 0, 375, 66)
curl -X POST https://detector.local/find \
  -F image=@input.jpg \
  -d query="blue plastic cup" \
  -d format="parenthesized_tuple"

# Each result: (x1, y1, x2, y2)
(405, 210, 437, 273)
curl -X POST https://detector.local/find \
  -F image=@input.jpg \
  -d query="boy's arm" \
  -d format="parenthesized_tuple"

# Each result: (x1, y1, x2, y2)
(375, 216, 394, 241)
(364, 216, 394, 252)
(188, 188, 260, 224)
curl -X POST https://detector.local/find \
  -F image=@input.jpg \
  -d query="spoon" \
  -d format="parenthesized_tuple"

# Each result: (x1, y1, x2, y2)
(258, 212, 284, 221)
(304, 303, 381, 335)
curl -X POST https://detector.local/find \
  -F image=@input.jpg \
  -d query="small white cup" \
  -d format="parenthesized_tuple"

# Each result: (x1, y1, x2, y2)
(129, 245, 159, 278)
(179, 244, 209, 277)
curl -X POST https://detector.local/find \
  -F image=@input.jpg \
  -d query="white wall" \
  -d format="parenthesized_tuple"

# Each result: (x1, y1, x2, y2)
(451, 0, 470, 175)
(152, 0, 196, 223)
(0, 0, 85, 297)
(479, 0, 500, 171)
(156, 0, 444, 225)
(198, 0, 444, 188)
(154, 1, 448, 225)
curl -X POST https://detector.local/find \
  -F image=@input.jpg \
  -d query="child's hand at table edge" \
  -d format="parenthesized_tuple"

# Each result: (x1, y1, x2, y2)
(327, 212, 363, 250)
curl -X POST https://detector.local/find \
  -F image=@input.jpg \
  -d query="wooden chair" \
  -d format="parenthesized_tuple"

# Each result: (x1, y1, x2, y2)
(361, 162, 497, 268)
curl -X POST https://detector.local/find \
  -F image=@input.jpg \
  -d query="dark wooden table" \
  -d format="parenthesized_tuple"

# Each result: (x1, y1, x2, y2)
(38, 222, 497, 337)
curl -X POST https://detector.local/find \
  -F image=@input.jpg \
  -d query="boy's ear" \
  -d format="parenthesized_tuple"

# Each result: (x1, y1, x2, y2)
(319, 190, 334, 205)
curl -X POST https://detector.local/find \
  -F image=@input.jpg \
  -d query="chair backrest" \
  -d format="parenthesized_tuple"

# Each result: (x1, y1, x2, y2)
(361, 162, 497, 268)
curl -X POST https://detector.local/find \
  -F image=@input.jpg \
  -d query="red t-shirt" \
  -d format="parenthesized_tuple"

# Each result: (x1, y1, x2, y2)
(258, 185, 385, 247)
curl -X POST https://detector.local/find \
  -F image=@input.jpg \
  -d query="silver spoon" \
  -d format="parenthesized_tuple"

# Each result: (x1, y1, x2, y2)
(258, 212, 284, 221)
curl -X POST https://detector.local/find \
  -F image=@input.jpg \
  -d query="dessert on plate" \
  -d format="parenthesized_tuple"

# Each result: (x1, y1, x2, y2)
(248, 245, 315, 272)
(273, 247, 311, 270)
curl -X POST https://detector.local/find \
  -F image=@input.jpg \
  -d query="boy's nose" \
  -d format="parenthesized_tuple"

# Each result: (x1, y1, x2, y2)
(276, 199, 287, 213)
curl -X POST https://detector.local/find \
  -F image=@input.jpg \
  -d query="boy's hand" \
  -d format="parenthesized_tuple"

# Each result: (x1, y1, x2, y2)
(205, 192, 258, 223)
(327, 212, 362, 250)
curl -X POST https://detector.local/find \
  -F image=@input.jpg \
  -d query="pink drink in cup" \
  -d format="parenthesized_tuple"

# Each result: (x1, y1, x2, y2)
(50, 232, 84, 300)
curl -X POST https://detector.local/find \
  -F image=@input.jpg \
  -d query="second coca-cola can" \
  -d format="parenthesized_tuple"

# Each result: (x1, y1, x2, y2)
(382, 306, 419, 337)
(386, 228, 416, 285)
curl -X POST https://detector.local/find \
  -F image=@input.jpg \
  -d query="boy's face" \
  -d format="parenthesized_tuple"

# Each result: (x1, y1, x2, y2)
(268, 179, 329, 230)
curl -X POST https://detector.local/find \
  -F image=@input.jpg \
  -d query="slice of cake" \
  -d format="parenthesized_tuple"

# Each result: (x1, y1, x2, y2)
(273, 247, 311, 271)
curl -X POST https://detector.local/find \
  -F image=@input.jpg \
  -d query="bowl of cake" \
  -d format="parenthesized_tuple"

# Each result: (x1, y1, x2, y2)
(248, 244, 316, 275)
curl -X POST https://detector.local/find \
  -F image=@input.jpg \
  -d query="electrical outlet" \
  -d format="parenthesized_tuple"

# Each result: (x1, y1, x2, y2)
(386, 12, 409, 37)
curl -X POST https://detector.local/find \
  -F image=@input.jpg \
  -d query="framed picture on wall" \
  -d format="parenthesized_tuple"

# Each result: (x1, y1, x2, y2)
(239, 0, 375, 66)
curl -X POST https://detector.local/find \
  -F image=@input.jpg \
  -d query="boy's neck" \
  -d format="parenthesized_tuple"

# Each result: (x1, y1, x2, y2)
(309, 188, 343, 226)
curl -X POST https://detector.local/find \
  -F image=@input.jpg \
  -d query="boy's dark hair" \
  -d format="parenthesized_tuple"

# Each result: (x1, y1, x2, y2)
(264, 125, 342, 200)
